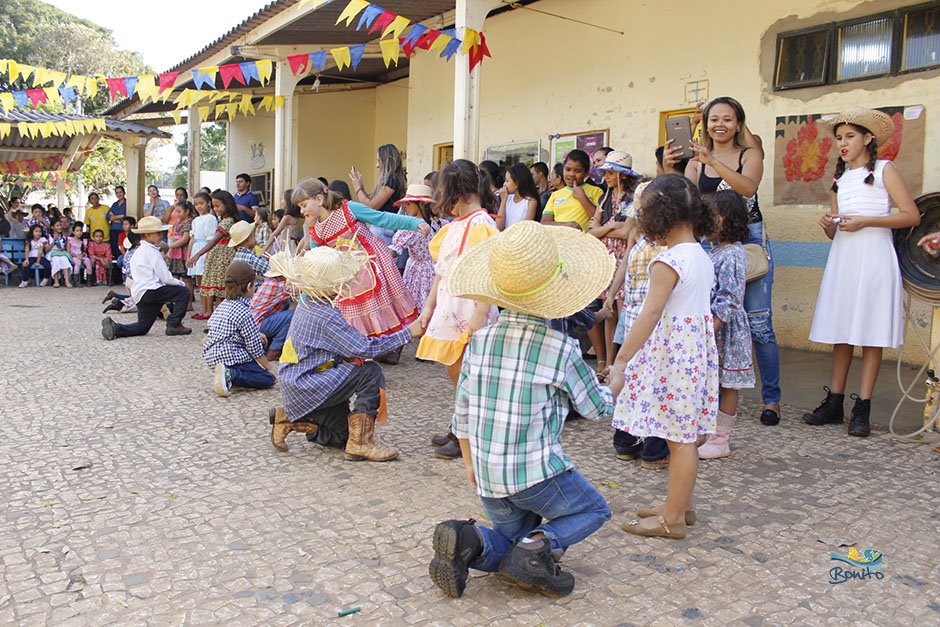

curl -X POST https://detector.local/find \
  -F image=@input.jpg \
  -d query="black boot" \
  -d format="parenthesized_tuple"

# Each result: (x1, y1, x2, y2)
(803, 386, 844, 425)
(847, 395, 871, 437)
(428, 519, 482, 598)
(498, 537, 575, 596)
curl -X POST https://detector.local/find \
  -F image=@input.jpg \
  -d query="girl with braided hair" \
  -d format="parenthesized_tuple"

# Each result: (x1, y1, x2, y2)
(805, 107, 920, 437)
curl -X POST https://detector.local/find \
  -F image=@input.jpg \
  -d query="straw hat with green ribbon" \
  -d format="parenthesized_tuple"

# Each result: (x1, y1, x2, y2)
(447, 221, 615, 319)
(268, 247, 367, 301)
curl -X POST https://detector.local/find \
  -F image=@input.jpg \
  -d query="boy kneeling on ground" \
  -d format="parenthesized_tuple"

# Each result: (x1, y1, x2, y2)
(429, 221, 615, 598)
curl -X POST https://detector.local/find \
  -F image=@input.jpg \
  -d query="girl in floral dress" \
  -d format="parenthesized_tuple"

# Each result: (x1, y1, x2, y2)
(608, 174, 718, 539)
(187, 190, 240, 312)
(699, 190, 755, 460)
(389, 184, 441, 311)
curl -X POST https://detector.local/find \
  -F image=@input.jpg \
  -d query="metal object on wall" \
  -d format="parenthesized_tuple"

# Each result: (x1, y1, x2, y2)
(895, 191, 940, 305)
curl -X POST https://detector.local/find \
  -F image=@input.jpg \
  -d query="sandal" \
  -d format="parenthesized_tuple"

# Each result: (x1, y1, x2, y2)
(621, 514, 686, 539)
(636, 505, 696, 526)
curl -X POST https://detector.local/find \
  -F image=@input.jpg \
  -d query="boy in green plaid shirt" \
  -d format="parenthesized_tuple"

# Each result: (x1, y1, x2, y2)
(428, 221, 616, 598)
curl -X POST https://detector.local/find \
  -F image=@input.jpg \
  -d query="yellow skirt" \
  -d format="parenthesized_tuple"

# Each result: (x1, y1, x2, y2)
(415, 330, 471, 366)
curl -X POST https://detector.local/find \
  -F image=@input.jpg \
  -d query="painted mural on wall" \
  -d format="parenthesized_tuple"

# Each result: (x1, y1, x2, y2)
(773, 105, 925, 205)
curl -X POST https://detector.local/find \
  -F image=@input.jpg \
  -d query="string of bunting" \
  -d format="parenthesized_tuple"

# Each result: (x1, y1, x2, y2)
(0, 155, 63, 175)
(0, 118, 107, 140)
(287, 0, 491, 75)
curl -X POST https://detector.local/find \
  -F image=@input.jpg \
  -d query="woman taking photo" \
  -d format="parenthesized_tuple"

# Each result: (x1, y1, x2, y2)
(666, 96, 782, 426)
(349, 143, 407, 245)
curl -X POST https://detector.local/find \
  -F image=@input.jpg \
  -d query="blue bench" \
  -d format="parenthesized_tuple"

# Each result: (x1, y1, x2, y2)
(1, 237, 41, 286)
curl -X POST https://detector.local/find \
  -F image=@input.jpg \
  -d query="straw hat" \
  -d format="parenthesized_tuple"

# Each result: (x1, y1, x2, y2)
(393, 183, 433, 207)
(131, 216, 170, 233)
(447, 221, 615, 319)
(228, 220, 256, 247)
(590, 150, 639, 176)
(267, 247, 367, 301)
(824, 106, 895, 146)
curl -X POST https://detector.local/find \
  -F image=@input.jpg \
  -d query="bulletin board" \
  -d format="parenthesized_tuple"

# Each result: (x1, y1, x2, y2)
(484, 139, 541, 169)
(773, 105, 925, 205)
(549, 129, 609, 167)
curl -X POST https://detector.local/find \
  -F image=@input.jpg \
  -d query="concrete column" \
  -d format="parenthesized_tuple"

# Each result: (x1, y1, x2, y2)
(187, 107, 201, 193)
(121, 138, 148, 218)
(56, 177, 66, 210)
(274, 60, 302, 205)
(453, 0, 499, 162)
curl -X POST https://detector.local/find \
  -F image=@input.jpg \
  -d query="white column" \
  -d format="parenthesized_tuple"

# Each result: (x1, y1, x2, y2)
(187, 107, 201, 193)
(122, 138, 148, 218)
(274, 60, 302, 204)
(453, 0, 499, 162)
(56, 177, 66, 209)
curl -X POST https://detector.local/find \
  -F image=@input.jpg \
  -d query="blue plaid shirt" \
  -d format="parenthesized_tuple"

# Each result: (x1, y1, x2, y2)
(279, 296, 412, 421)
(203, 297, 265, 367)
(233, 247, 270, 286)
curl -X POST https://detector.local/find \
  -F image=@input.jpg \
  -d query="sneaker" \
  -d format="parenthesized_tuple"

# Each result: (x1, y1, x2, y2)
(101, 317, 117, 341)
(40, 278, 50, 287)
(498, 537, 575, 596)
(165, 324, 193, 336)
(428, 519, 482, 598)
(213, 364, 231, 397)
(18, 280, 27, 288)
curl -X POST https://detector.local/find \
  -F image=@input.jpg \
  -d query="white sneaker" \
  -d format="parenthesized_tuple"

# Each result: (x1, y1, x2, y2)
(40, 278, 50, 287)
(18, 280, 27, 288)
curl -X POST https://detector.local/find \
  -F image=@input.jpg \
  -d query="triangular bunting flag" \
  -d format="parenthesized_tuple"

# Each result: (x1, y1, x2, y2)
(238, 95, 254, 115)
(330, 47, 352, 71)
(336, 0, 369, 26)
(402, 23, 428, 56)
(380, 38, 400, 68)
(428, 32, 451, 55)
(171, 110, 183, 124)
(225, 102, 238, 120)
(462, 28, 480, 55)
(273, 96, 284, 110)
(192, 69, 216, 90)
(349, 44, 366, 70)
(159, 71, 179, 92)
(220, 64, 246, 88)
(469, 33, 491, 73)
(215, 104, 226, 119)
(383, 14, 410, 40)
(124, 76, 138, 98)
(288, 53, 310, 76)
(441, 36, 462, 61)
(136, 75, 158, 101)
(43, 87, 60, 104)
(26, 89, 47, 106)
(309, 50, 329, 73)
(260, 96, 273, 112)
(17, 64, 35, 82)
(0, 93, 15, 111)
(0, 123, 10, 140)
(94, 118, 106, 131)
(105, 77, 127, 99)
(256, 59, 273, 85)
(197, 105, 210, 121)
(239, 61, 260, 85)
(357, 3, 383, 30)
(370, 9, 396, 35)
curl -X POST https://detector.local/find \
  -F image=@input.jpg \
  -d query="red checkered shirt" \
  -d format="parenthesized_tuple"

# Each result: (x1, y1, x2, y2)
(250, 277, 291, 325)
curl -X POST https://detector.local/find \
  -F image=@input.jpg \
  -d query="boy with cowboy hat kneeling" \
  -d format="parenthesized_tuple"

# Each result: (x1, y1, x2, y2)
(268, 247, 424, 459)
(101, 216, 192, 340)
(428, 221, 615, 598)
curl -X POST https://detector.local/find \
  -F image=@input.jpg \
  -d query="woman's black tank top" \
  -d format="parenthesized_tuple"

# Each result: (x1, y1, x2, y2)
(698, 147, 763, 223)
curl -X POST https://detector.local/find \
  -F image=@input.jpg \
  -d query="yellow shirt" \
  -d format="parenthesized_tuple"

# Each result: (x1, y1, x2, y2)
(543, 184, 603, 231)
(84, 205, 111, 240)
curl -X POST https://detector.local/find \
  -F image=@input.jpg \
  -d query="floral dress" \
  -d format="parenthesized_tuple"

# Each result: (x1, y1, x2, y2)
(389, 217, 442, 311)
(167, 219, 192, 276)
(599, 190, 634, 301)
(612, 243, 719, 443)
(415, 210, 499, 366)
(710, 243, 755, 389)
(201, 217, 236, 298)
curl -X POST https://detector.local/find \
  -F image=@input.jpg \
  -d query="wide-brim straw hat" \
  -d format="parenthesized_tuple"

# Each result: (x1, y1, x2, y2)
(447, 221, 615, 319)
(393, 183, 434, 207)
(131, 216, 170, 233)
(590, 150, 639, 176)
(823, 106, 895, 146)
(228, 220, 256, 247)
(267, 247, 367, 301)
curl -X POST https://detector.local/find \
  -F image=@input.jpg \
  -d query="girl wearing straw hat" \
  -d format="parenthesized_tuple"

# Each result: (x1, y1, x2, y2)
(804, 106, 920, 437)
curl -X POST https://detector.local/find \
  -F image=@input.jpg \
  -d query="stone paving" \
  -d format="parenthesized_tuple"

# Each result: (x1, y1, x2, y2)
(1, 285, 939, 626)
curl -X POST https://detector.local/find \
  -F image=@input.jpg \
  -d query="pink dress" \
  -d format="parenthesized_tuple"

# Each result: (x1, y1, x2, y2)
(390, 218, 441, 311)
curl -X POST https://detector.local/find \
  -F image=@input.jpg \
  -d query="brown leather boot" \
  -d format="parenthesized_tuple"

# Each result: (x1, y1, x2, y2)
(344, 412, 398, 462)
(269, 406, 318, 452)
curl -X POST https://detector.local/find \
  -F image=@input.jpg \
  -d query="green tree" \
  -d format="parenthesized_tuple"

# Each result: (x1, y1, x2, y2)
(173, 122, 228, 188)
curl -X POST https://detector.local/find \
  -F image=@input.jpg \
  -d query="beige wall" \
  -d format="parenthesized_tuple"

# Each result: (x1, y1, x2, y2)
(226, 111, 276, 192)
(404, 0, 939, 364)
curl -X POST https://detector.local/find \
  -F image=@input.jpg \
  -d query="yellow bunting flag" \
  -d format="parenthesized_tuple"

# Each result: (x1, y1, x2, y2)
(273, 96, 284, 110)
(380, 38, 401, 68)
(43, 87, 60, 104)
(84, 76, 98, 98)
(18, 122, 31, 139)
(136, 75, 157, 102)
(0, 93, 14, 111)
(259, 96, 273, 112)
(429, 33, 452, 55)
(215, 104, 226, 119)
(256, 59, 273, 86)
(209, 91, 227, 103)
(462, 28, 480, 55)
(226, 102, 238, 120)
(17, 64, 35, 82)
(197, 105, 210, 121)
(171, 110, 183, 124)
(383, 14, 410, 40)
(335, 0, 369, 26)
(330, 46, 352, 71)
(238, 95, 254, 116)
(0, 123, 10, 140)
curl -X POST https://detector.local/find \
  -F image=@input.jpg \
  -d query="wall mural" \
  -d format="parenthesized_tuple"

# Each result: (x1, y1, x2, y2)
(250, 142, 266, 170)
(773, 105, 925, 205)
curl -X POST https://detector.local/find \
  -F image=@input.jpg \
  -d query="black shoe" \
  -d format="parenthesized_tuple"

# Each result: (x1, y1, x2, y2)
(803, 386, 844, 425)
(431, 432, 456, 447)
(101, 317, 117, 341)
(613, 429, 641, 460)
(847, 395, 871, 437)
(760, 409, 780, 426)
(433, 438, 462, 459)
(103, 298, 122, 314)
(166, 324, 193, 336)
(429, 519, 482, 598)
(498, 537, 575, 596)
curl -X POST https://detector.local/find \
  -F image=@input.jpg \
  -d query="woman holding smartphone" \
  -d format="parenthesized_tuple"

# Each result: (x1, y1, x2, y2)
(349, 144, 407, 245)
(666, 96, 782, 427)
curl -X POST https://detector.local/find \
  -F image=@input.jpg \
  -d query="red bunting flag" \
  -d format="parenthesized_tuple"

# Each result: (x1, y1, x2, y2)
(369, 10, 397, 35)
(415, 29, 440, 51)
(468, 33, 491, 73)
(105, 77, 128, 99)
(158, 71, 179, 92)
(287, 53, 310, 76)
(26, 89, 48, 106)
(401, 36, 418, 58)
(219, 63, 246, 88)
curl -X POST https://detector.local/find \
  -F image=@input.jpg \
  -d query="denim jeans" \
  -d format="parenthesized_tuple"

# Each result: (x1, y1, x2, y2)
(471, 469, 611, 572)
(744, 222, 782, 405)
(229, 360, 276, 389)
(296, 361, 386, 446)
(259, 309, 293, 351)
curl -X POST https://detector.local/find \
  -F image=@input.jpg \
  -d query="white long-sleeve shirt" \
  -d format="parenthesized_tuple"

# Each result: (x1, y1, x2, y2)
(130, 240, 184, 303)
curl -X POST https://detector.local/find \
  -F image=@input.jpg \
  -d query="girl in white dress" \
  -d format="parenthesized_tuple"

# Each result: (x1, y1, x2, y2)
(495, 163, 539, 230)
(187, 192, 218, 319)
(806, 107, 920, 437)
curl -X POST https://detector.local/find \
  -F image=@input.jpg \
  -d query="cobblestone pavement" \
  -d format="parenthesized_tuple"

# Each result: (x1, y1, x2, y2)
(1, 286, 939, 626)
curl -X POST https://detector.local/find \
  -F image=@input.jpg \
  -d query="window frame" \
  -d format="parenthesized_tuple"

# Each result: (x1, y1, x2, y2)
(772, 1, 940, 91)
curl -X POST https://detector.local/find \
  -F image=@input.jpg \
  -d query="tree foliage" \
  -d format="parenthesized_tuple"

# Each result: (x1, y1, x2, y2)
(173, 122, 227, 188)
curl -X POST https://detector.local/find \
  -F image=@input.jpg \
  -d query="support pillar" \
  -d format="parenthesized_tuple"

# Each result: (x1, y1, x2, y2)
(122, 138, 148, 218)
(187, 107, 201, 194)
(56, 177, 66, 210)
(274, 60, 302, 205)
(453, 0, 499, 162)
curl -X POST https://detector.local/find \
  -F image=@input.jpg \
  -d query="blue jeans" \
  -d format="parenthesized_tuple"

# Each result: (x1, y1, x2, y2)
(229, 360, 276, 389)
(259, 309, 293, 351)
(744, 222, 782, 405)
(471, 469, 610, 572)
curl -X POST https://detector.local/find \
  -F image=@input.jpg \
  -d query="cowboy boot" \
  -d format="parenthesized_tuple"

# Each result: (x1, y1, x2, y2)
(345, 412, 398, 462)
(269, 406, 318, 452)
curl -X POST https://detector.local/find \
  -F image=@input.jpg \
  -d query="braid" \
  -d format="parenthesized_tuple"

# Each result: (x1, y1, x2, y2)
(863, 140, 879, 186)
(830, 157, 846, 193)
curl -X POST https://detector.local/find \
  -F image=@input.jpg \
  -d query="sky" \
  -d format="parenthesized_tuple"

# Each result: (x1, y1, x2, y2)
(46, 0, 270, 73)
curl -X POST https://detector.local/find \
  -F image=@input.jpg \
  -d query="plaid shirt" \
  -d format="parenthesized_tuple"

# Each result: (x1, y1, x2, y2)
(279, 296, 411, 421)
(233, 247, 269, 285)
(453, 310, 613, 498)
(250, 277, 291, 325)
(621, 236, 666, 333)
(203, 297, 265, 367)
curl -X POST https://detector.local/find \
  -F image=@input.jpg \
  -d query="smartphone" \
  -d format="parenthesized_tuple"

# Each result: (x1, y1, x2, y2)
(665, 116, 694, 160)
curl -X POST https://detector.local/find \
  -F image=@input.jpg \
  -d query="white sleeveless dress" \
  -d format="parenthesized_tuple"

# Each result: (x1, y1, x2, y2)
(809, 160, 904, 348)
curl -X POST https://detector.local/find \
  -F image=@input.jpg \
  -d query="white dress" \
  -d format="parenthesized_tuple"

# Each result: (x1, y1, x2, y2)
(187, 213, 218, 277)
(809, 160, 904, 348)
(502, 193, 531, 229)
